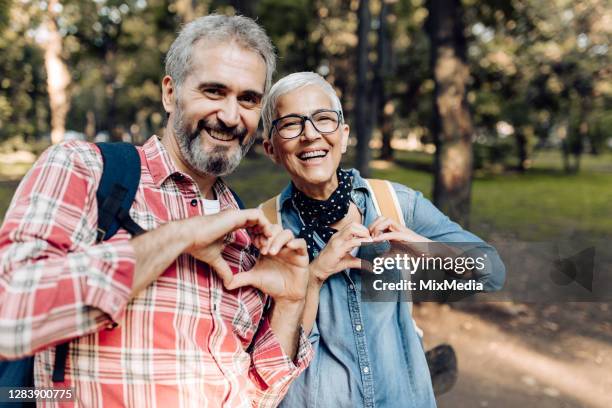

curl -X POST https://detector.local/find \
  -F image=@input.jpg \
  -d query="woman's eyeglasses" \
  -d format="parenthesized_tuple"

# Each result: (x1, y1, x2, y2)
(270, 110, 343, 140)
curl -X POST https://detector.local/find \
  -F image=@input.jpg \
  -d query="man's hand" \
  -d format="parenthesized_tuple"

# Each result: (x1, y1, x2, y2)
(309, 222, 372, 287)
(227, 230, 310, 303)
(183, 208, 275, 286)
(131, 208, 274, 297)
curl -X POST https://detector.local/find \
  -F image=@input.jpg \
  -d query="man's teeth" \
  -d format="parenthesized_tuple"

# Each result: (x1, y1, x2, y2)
(299, 150, 327, 160)
(208, 129, 234, 141)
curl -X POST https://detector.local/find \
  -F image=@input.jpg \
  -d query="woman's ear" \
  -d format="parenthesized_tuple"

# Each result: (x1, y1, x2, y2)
(340, 123, 350, 154)
(161, 75, 176, 114)
(263, 137, 280, 164)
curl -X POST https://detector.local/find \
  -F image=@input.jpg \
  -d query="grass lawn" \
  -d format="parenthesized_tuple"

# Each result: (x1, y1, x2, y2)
(1, 148, 611, 242)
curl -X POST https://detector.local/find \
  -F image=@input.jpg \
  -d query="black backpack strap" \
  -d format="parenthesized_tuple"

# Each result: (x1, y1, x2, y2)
(95, 142, 145, 242)
(229, 187, 245, 210)
(51, 342, 69, 383)
(52, 142, 144, 383)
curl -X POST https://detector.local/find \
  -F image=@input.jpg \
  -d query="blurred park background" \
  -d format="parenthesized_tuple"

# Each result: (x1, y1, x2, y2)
(0, 0, 610, 407)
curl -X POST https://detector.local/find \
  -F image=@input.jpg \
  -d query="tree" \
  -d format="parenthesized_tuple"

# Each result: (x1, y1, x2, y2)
(355, 0, 372, 177)
(426, 0, 474, 226)
(42, 0, 71, 144)
(375, 0, 394, 160)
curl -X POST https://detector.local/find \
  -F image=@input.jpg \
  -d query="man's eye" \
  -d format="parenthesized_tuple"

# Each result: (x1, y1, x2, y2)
(239, 95, 260, 107)
(204, 89, 223, 97)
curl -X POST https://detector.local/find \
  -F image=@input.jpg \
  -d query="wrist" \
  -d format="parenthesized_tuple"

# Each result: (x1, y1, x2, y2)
(309, 260, 325, 286)
(272, 297, 306, 314)
(172, 219, 195, 253)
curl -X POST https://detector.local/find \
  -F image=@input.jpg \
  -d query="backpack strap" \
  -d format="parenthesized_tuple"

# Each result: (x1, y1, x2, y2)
(259, 195, 281, 225)
(53, 142, 144, 384)
(229, 188, 245, 210)
(95, 142, 145, 241)
(364, 178, 405, 226)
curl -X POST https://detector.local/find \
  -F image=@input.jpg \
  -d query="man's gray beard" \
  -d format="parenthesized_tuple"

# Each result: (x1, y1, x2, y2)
(173, 106, 256, 177)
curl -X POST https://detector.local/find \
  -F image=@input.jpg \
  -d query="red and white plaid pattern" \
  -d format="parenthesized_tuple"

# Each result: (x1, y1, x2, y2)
(0, 136, 312, 407)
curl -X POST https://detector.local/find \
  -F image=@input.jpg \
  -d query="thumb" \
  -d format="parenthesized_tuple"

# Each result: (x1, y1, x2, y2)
(209, 257, 235, 289)
(226, 270, 262, 291)
(339, 255, 365, 271)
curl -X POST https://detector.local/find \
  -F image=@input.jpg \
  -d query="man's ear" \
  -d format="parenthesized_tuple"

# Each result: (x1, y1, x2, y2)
(263, 137, 280, 164)
(340, 123, 350, 154)
(161, 75, 176, 114)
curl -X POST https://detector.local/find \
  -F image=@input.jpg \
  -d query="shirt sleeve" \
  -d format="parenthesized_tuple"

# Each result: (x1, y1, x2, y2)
(398, 186, 506, 291)
(248, 315, 314, 408)
(0, 142, 136, 359)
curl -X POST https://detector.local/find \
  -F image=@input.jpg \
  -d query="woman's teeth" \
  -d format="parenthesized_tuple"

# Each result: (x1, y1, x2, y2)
(299, 150, 327, 160)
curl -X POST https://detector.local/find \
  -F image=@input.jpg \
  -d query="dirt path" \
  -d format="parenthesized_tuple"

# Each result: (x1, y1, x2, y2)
(415, 303, 612, 408)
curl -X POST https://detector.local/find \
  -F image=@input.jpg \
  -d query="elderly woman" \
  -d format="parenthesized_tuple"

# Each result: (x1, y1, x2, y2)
(260, 72, 505, 408)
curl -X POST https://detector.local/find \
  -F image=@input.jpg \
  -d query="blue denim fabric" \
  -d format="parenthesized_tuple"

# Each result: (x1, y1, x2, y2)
(278, 169, 506, 408)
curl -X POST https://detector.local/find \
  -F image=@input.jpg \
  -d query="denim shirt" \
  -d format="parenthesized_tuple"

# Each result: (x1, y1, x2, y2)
(277, 169, 506, 408)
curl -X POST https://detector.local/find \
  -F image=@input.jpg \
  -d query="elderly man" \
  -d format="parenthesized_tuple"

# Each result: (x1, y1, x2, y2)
(0, 15, 312, 407)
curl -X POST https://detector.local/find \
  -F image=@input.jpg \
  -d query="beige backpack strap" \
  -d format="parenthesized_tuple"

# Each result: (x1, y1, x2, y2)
(259, 195, 281, 225)
(364, 178, 405, 226)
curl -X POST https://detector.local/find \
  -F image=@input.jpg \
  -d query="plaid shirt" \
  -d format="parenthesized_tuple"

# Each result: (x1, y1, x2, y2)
(0, 136, 313, 407)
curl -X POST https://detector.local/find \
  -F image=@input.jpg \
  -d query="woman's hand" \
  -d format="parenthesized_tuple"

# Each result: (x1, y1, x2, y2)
(309, 222, 372, 286)
(369, 216, 431, 244)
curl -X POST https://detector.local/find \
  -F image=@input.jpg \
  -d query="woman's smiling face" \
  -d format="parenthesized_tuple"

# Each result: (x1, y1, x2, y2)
(264, 85, 349, 198)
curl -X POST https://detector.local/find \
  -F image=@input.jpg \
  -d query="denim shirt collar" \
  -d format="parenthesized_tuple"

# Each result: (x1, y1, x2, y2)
(277, 168, 372, 213)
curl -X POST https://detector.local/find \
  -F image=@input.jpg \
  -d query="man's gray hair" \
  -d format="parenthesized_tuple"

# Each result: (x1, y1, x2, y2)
(165, 14, 276, 92)
(262, 72, 344, 139)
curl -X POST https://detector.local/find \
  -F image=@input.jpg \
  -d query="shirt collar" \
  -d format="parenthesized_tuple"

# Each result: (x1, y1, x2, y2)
(142, 135, 182, 188)
(278, 168, 372, 210)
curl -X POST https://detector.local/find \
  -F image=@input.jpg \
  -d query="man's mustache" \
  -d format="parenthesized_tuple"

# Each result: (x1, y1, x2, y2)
(190, 119, 248, 144)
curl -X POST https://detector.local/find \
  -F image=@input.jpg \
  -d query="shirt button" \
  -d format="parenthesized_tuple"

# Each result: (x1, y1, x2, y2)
(349, 284, 355, 290)
(363, 366, 369, 374)
(355, 324, 362, 332)
(190, 199, 198, 207)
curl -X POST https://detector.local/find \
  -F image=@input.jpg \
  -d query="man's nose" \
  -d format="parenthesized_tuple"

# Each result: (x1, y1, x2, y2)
(217, 97, 241, 128)
(301, 119, 321, 141)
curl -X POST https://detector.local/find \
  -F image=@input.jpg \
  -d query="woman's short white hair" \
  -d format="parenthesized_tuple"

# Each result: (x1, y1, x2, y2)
(262, 72, 343, 139)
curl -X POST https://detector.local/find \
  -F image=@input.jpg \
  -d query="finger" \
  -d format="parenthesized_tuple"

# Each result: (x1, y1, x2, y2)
(342, 238, 372, 253)
(368, 215, 386, 230)
(267, 229, 295, 256)
(367, 216, 387, 233)
(240, 209, 274, 238)
(271, 242, 310, 268)
(255, 224, 282, 255)
(372, 231, 408, 242)
(369, 217, 395, 237)
(338, 254, 364, 271)
(334, 223, 371, 243)
(285, 238, 308, 256)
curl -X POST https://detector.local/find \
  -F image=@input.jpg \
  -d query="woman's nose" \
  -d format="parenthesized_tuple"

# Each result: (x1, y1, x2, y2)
(301, 119, 321, 141)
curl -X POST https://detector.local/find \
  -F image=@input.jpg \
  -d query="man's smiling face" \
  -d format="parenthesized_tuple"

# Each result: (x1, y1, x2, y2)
(168, 40, 266, 176)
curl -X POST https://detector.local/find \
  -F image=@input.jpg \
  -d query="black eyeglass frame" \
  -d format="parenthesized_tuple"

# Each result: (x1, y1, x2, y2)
(269, 109, 344, 140)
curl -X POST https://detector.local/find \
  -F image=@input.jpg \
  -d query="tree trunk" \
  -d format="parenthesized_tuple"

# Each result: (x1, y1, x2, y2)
(376, 1, 394, 161)
(355, 0, 372, 177)
(515, 130, 527, 172)
(103, 46, 119, 141)
(427, 0, 473, 227)
(43, 0, 71, 144)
